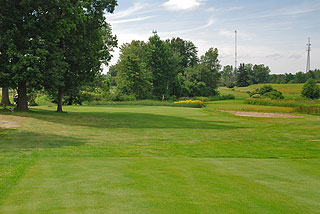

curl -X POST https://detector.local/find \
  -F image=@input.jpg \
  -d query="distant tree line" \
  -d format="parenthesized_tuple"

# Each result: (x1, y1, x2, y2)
(220, 63, 271, 88)
(269, 70, 320, 84)
(220, 64, 320, 88)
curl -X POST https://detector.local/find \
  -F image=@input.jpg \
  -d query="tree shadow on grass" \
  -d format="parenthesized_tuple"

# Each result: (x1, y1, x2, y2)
(0, 129, 85, 152)
(18, 108, 247, 130)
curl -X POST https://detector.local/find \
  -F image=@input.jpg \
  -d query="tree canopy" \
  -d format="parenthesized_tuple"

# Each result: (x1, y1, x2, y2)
(114, 33, 221, 100)
(0, 0, 118, 111)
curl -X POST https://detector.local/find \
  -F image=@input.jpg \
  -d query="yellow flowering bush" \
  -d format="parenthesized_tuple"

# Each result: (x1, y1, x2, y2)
(174, 100, 203, 104)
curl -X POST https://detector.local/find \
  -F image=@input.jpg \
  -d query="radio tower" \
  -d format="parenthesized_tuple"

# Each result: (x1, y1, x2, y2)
(306, 37, 311, 72)
(235, 30, 238, 70)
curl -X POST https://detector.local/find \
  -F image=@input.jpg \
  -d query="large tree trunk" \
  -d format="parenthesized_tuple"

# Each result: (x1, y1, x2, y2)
(17, 82, 29, 111)
(1, 87, 11, 106)
(57, 88, 64, 112)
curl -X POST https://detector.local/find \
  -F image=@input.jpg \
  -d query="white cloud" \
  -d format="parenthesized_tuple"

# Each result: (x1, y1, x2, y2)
(266, 54, 283, 60)
(110, 16, 154, 24)
(289, 54, 302, 60)
(162, 18, 214, 36)
(163, 0, 204, 11)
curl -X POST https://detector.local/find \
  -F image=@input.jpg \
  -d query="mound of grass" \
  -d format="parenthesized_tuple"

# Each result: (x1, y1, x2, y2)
(218, 87, 250, 100)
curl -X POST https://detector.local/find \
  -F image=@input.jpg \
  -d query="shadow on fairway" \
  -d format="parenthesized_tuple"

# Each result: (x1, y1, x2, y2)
(21, 109, 247, 130)
(0, 129, 85, 152)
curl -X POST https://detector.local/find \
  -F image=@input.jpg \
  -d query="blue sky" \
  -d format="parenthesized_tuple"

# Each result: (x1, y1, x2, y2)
(105, 0, 320, 74)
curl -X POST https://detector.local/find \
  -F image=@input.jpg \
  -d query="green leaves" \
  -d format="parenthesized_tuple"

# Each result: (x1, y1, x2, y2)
(115, 34, 221, 99)
(302, 78, 320, 100)
(0, 0, 118, 110)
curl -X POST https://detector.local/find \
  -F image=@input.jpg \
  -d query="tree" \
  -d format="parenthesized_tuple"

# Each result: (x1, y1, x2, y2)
(0, 0, 117, 112)
(0, 43, 11, 105)
(107, 65, 119, 86)
(294, 72, 308, 83)
(236, 63, 250, 87)
(185, 65, 210, 97)
(1, 88, 11, 106)
(221, 65, 235, 85)
(42, 0, 118, 112)
(252, 64, 270, 84)
(116, 42, 152, 99)
(145, 32, 180, 98)
(284, 73, 295, 83)
(0, 0, 49, 110)
(0, 26, 11, 106)
(199, 47, 221, 95)
(302, 78, 320, 99)
(167, 37, 198, 71)
(184, 48, 221, 97)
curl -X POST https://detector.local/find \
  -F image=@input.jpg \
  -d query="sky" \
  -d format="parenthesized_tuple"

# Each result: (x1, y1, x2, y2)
(104, 0, 320, 74)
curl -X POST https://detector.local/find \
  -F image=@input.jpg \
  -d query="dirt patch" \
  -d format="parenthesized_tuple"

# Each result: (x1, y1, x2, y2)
(0, 115, 24, 128)
(218, 110, 303, 118)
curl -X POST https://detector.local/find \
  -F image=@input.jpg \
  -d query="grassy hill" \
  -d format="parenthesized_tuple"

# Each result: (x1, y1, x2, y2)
(220, 83, 320, 99)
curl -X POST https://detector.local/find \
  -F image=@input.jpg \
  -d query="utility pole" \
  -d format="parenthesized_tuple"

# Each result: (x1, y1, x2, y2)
(306, 37, 311, 72)
(235, 30, 238, 70)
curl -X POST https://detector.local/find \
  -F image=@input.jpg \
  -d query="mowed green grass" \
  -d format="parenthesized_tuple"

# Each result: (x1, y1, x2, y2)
(1, 103, 320, 213)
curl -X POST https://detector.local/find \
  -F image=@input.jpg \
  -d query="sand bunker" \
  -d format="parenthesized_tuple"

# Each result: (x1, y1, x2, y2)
(0, 115, 23, 128)
(219, 110, 303, 118)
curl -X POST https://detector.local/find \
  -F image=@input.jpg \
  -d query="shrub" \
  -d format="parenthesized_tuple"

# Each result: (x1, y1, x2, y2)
(262, 91, 284, 100)
(302, 78, 320, 99)
(249, 85, 284, 100)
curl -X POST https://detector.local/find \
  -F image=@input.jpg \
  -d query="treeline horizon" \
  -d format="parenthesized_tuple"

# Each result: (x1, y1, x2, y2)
(1, 1, 319, 110)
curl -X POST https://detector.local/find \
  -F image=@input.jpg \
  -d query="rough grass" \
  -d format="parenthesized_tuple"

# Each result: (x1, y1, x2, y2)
(87, 100, 204, 108)
(1, 103, 320, 213)
(219, 87, 250, 100)
(245, 98, 320, 115)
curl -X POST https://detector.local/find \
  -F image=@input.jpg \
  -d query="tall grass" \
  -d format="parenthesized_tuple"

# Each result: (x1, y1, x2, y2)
(245, 98, 301, 107)
(295, 106, 320, 115)
(245, 98, 320, 107)
(179, 94, 235, 102)
(245, 98, 320, 115)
